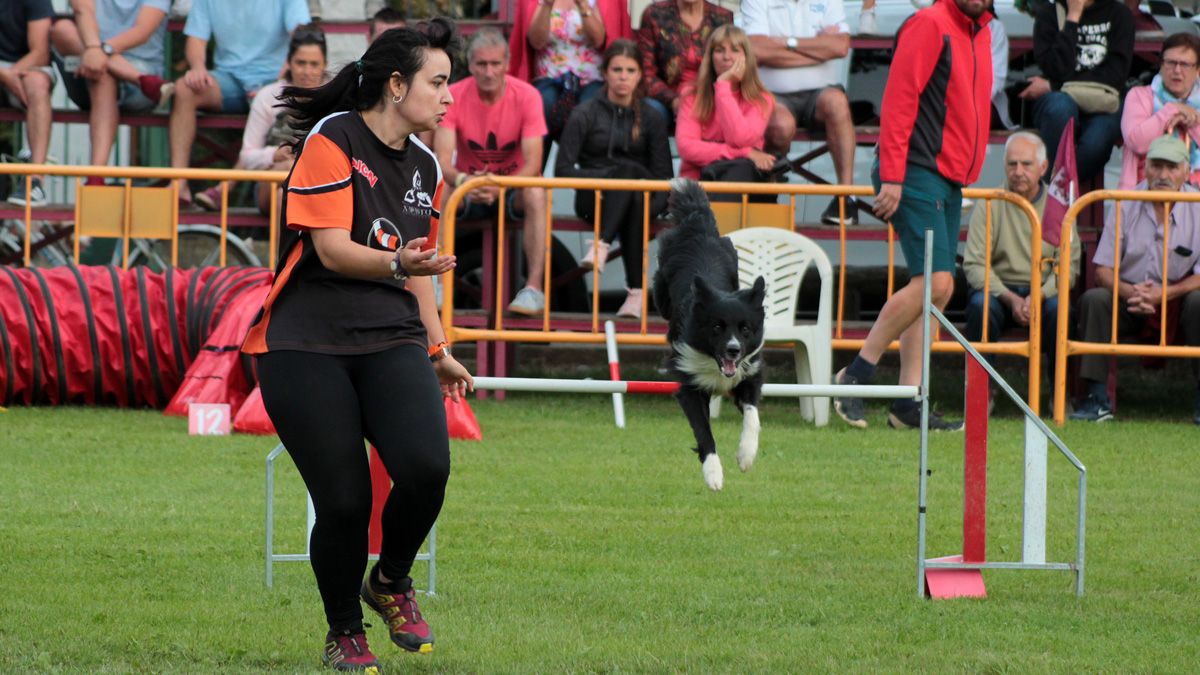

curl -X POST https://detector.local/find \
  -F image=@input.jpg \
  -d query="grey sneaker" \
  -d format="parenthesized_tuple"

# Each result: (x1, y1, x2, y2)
(887, 405, 964, 431)
(1068, 394, 1113, 422)
(8, 177, 47, 207)
(833, 368, 868, 428)
(507, 287, 545, 316)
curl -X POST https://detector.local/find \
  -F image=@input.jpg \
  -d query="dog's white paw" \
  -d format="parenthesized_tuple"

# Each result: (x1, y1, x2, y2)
(702, 453, 724, 491)
(737, 405, 761, 472)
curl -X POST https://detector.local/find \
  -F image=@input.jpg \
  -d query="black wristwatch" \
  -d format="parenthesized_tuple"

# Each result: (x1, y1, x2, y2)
(100, 42, 115, 56)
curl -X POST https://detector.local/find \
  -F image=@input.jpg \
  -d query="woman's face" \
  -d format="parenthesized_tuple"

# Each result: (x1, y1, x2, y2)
(394, 48, 454, 132)
(604, 54, 641, 101)
(711, 39, 743, 78)
(288, 44, 326, 89)
(1160, 46, 1200, 99)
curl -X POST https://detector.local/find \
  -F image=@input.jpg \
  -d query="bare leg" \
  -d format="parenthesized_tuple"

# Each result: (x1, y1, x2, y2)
(813, 87, 856, 185)
(519, 186, 546, 291)
(86, 72, 119, 165)
(21, 71, 53, 165)
(169, 78, 223, 197)
(764, 103, 797, 156)
(859, 271, 954, 373)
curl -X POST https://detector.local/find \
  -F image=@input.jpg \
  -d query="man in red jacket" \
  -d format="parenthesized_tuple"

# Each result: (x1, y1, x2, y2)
(833, 0, 992, 431)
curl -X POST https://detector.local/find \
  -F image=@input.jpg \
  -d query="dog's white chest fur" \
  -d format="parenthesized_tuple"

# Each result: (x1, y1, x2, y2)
(671, 341, 762, 394)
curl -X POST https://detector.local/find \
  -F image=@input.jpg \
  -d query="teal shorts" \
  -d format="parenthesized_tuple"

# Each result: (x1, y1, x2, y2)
(871, 160, 962, 275)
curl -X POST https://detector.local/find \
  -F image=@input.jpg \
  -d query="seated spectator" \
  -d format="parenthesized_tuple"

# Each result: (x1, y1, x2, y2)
(635, 0, 733, 126)
(676, 24, 777, 201)
(1, 0, 55, 207)
(1072, 135, 1200, 423)
(435, 28, 550, 316)
(1020, 0, 1133, 183)
(1120, 32, 1200, 189)
(963, 132, 1080, 383)
(51, 0, 173, 175)
(169, 0, 310, 205)
(368, 6, 406, 43)
(555, 39, 673, 319)
(193, 24, 326, 213)
(508, 0, 631, 151)
(741, 0, 858, 224)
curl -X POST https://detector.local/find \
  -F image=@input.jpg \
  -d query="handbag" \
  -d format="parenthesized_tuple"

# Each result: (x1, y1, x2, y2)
(1061, 81, 1121, 115)
(699, 156, 791, 182)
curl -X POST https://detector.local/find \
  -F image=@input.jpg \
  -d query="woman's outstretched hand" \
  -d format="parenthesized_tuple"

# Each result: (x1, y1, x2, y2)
(394, 237, 456, 277)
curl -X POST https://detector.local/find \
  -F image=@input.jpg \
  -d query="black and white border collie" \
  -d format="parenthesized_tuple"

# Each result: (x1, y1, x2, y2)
(652, 179, 766, 491)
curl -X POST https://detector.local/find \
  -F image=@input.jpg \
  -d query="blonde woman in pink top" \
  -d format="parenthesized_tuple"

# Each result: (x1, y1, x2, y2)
(676, 25, 777, 201)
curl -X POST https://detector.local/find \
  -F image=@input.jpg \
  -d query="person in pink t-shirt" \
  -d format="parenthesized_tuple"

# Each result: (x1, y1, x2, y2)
(676, 25, 777, 200)
(435, 28, 550, 316)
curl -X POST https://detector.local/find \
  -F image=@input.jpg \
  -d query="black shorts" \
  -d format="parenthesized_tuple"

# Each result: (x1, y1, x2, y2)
(774, 85, 845, 129)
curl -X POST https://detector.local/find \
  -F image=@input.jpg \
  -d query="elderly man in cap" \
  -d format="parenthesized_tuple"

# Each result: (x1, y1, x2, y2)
(1072, 134, 1200, 423)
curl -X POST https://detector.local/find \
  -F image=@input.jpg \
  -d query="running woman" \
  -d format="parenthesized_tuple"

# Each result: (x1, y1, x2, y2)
(243, 18, 472, 672)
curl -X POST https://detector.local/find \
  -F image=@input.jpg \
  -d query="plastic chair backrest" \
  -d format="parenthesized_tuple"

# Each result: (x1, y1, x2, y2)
(726, 227, 833, 331)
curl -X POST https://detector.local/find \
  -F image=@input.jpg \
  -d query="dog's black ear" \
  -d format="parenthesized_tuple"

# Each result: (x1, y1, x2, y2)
(691, 275, 717, 304)
(742, 276, 766, 308)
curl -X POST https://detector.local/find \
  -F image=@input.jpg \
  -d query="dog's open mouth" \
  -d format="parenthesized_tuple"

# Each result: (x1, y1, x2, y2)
(719, 358, 738, 377)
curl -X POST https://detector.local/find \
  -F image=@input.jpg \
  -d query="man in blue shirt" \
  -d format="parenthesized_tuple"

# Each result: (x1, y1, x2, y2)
(169, 0, 310, 204)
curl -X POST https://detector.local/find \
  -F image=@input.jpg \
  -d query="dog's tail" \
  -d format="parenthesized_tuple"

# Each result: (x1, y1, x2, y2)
(668, 178, 718, 236)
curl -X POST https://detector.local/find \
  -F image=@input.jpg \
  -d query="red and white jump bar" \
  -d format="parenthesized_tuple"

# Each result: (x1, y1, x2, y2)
(472, 376, 920, 399)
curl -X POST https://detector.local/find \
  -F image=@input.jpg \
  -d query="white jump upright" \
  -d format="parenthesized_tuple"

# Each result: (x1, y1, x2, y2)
(604, 320, 626, 429)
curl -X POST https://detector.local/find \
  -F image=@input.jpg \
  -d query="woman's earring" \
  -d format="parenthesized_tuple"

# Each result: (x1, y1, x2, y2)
(392, 94, 405, 104)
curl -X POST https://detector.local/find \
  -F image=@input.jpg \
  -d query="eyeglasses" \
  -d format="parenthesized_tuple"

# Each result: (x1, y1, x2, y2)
(1161, 58, 1197, 71)
(292, 26, 327, 44)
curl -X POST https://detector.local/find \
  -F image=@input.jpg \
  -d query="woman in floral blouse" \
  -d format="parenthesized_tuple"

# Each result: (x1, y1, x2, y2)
(635, 0, 732, 126)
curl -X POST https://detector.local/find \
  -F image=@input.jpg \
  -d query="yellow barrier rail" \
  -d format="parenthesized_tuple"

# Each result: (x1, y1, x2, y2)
(0, 163, 286, 269)
(440, 177, 1047, 412)
(1053, 189, 1200, 424)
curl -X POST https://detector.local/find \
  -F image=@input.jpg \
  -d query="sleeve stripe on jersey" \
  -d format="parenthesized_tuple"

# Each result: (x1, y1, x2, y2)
(288, 176, 352, 195)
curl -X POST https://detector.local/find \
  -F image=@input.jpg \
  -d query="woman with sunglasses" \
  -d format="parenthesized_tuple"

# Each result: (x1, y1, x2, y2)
(243, 18, 472, 671)
(1120, 32, 1200, 188)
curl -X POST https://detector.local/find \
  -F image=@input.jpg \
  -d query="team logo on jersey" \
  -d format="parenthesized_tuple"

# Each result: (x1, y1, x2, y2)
(368, 218, 402, 251)
(404, 169, 433, 209)
(351, 157, 379, 188)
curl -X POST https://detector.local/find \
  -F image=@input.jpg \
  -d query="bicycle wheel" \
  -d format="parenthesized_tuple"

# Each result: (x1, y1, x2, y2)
(0, 219, 73, 267)
(122, 224, 262, 270)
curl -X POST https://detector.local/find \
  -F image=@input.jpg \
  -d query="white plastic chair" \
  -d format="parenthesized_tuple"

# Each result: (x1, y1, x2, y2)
(725, 227, 834, 426)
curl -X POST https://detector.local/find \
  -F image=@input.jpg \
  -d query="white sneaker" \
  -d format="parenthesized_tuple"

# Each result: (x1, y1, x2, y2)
(508, 286, 545, 316)
(580, 239, 610, 273)
(858, 8, 878, 35)
(616, 288, 643, 319)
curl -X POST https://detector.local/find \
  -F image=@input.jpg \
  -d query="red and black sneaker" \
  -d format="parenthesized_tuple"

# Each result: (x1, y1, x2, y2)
(322, 628, 381, 672)
(360, 576, 434, 654)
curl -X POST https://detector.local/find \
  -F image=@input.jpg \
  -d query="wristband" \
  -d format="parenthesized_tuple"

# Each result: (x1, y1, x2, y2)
(390, 254, 408, 281)
(428, 341, 451, 362)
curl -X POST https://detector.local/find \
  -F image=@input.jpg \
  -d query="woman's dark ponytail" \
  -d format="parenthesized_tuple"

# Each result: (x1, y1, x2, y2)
(282, 16, 460, 142)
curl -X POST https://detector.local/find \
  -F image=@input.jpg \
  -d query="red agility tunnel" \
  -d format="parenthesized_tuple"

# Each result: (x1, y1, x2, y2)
(0, 265, 271, 408)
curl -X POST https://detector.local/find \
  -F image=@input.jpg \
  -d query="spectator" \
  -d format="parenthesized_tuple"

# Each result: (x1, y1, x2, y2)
(740, 0, 859, 224)
(859, 0, 878, 34)
(963, 132, 1080, 382)
(51, 0, 173, 175)
(1072, 135, 1200, 423)
(1120, 32, 1200, 189)
(369, 6, 406, 43)
(508, 0, 632, 148)
(192, 24, 327, 213)
(555, 39, 672, 319)
(1, 0, 54, 207)
(169, 0, 310, 205)
(832, 0, 992, 432)
(434, 27, 550, 316)
(1020, 0, 1133, 182)
(987, 0, 1017, 130)
(676, 24, 777, 201)
(635, 0, 733, 126)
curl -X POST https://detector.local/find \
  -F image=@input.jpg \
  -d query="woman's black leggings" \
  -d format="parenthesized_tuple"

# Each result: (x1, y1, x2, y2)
(257, 344, 449, 632)
(575, 164, 667, 289)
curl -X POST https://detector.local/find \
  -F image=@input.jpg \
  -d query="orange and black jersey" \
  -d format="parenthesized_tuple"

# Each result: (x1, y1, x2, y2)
(243, 111, 444, 355)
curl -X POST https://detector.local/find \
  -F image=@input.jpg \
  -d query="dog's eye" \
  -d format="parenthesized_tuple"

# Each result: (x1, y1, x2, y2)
(740, 323, 750, 336)
(713, 321, 725, 333)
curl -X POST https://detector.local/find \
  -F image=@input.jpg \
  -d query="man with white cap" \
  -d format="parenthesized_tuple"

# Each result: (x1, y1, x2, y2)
(1072, 134, 1200, 423)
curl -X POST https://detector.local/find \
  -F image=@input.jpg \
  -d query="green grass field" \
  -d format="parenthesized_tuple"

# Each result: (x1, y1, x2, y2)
(1, 386, 1198, 673)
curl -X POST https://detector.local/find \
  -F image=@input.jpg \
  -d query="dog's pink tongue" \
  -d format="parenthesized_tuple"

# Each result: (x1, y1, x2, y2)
(720, 358, 737, 377)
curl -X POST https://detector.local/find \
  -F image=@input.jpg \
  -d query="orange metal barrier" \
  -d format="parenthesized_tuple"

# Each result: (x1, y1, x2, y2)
(1053, 189, 1200, 424)
(440, 177, 1046, 411)
(0, 163, 286, 269)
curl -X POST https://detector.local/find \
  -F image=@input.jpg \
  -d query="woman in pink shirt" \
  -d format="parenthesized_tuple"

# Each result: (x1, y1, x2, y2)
(1120, 32, 1200, 188)
(675, 25, 776, 201)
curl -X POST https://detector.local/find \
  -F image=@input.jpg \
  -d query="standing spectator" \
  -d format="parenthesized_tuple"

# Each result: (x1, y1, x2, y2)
(1071, 135, 1200, 423)
(963, 132, 1080, 379)
(243, 19, 473, 667)
(168, 0, 310, 205)
(51, 0, 173, 174)
(555, 39, 673, 319)
(508, 0, 632, 147)
(832, 0, 992, 431)
(369, 6, 406, 43)
(1, 0, 54, 207)
(435, 27, 551, 316)
(676, 24, 777, 200)
(740, 0, 859, 224)
(192, 24, 327, 213)
(1019, 0, 1133, 182)
(635, 0, 733, 126)
(1120, 32, 1200, 188)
